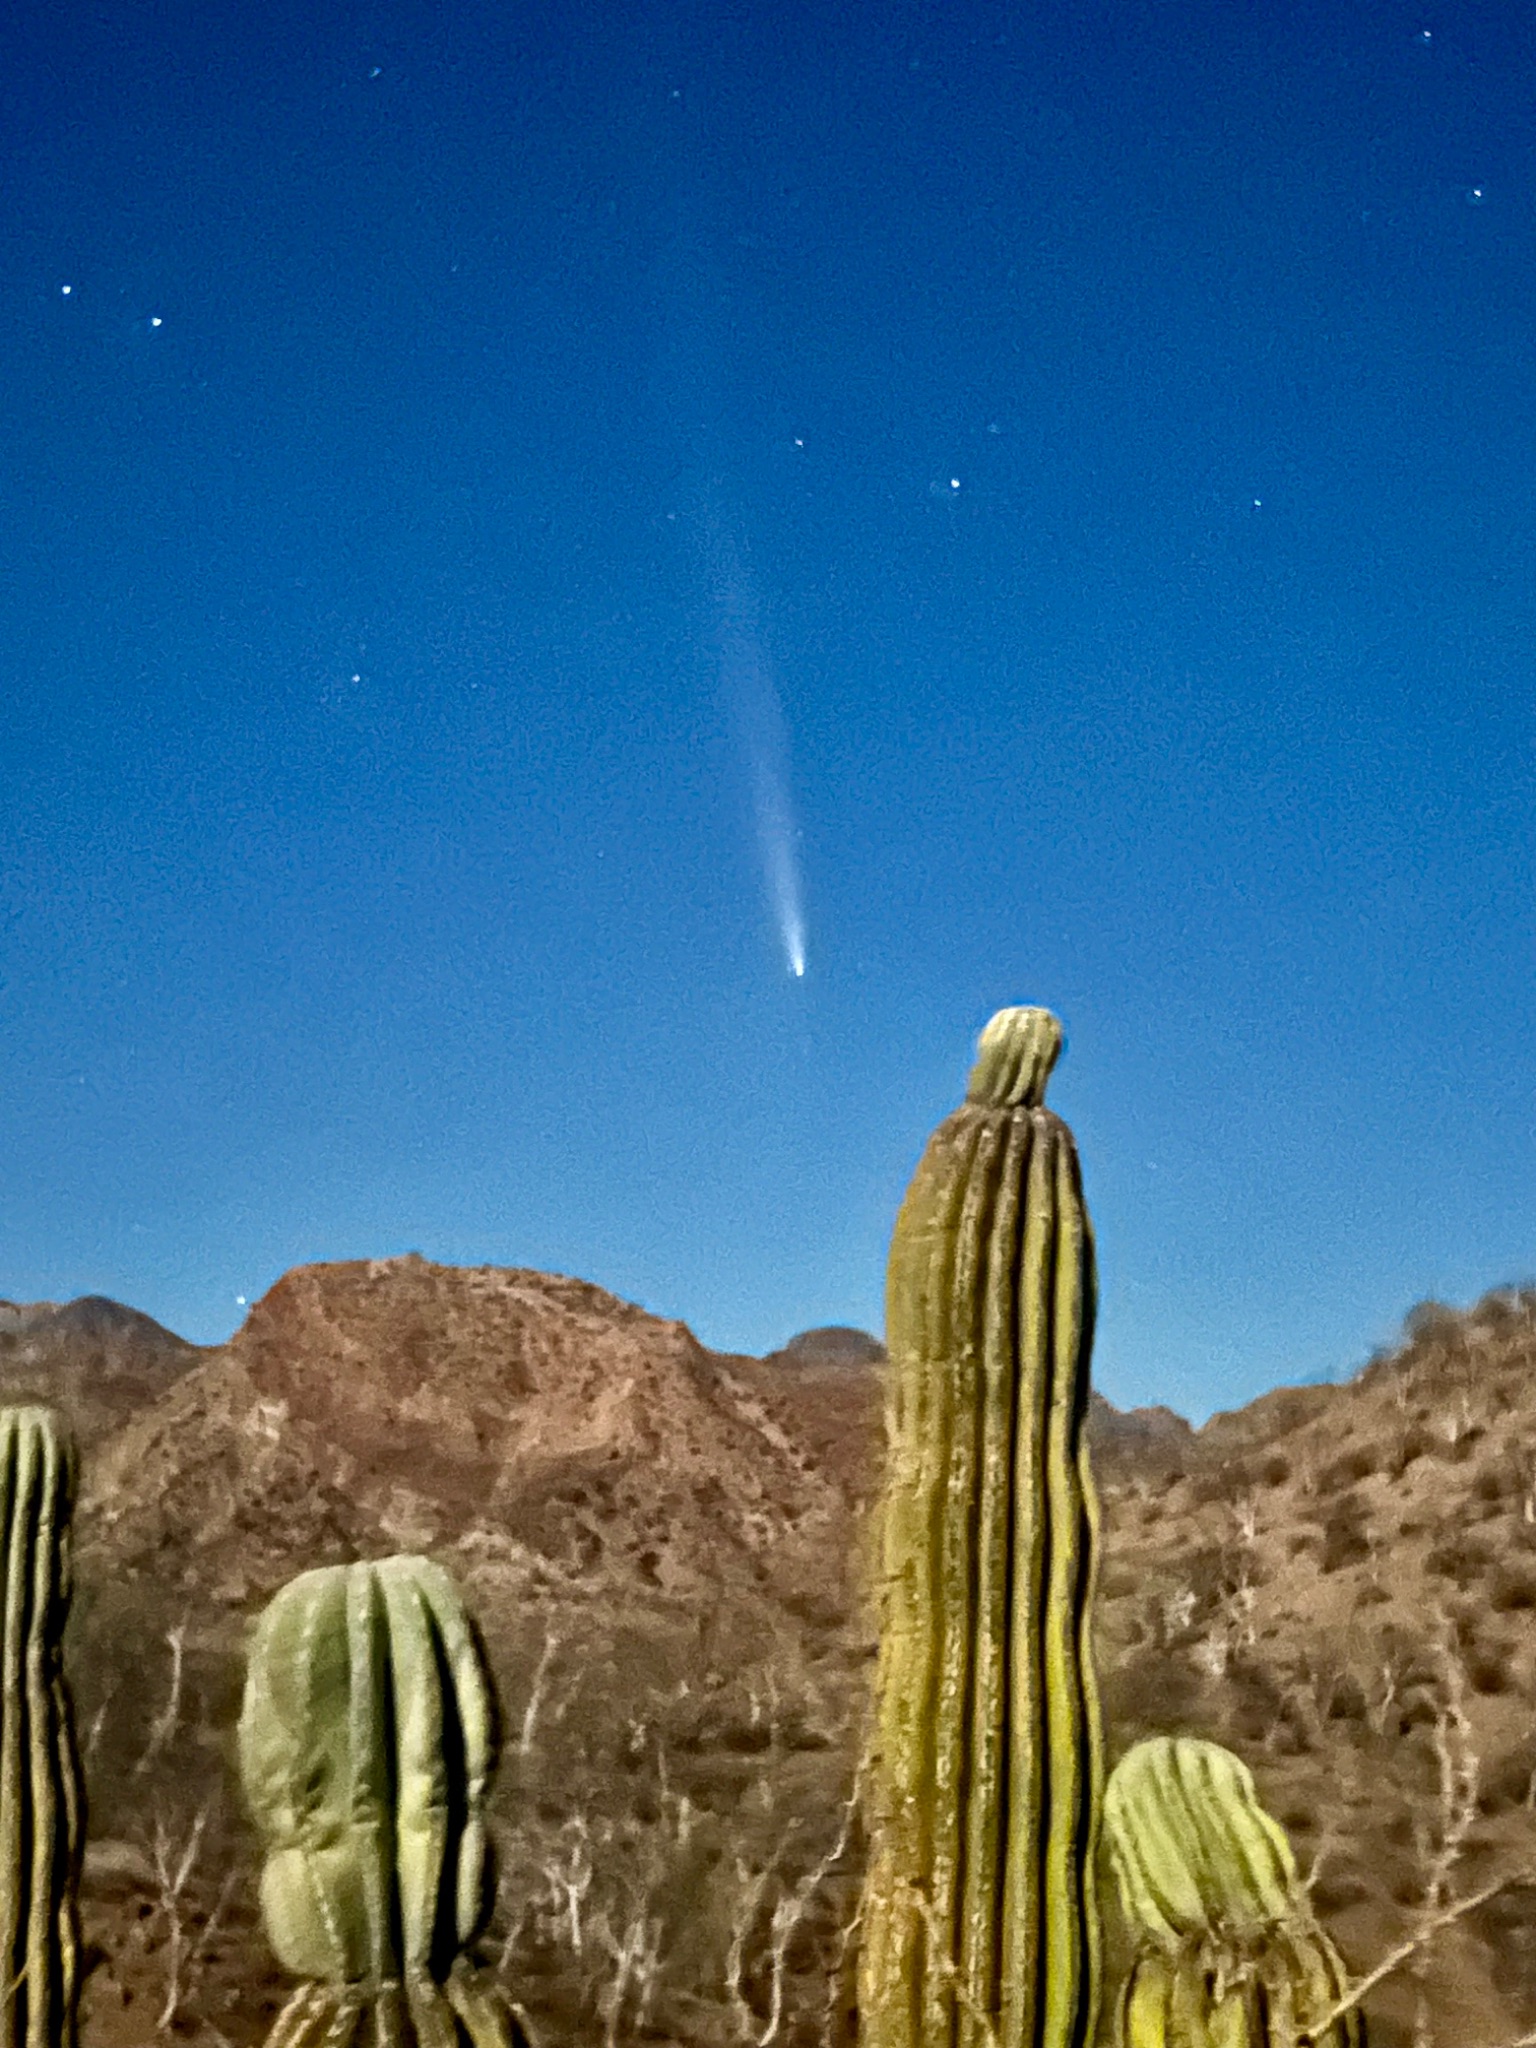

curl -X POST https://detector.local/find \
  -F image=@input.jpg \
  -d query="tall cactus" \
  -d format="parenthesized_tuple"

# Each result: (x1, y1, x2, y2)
(859, 1005, 1103, 2048)
(1104, 1736, 1364, 2048)
(0, 1406, 84, 2048)
(238, 1554, 527, 2048)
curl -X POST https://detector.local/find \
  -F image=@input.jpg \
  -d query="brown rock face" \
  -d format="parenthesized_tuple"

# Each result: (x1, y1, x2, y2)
(91, 1256, 857, 1624)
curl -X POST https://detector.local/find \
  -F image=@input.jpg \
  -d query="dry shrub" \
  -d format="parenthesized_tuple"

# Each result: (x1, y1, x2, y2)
(1191, 1462, 1255, 1507)
(1476, 1747, 1536, 1817)
(1395, 1689, 1445, 1735)
(1319, 1445, 1379, 1492)
(1389, 1423, 1438, 1478)
(1424, 1534, 1493, 1589)
(1472, 1882, 1536, 2026)
(1490, 1563, 1536, 1613)
(1473, 1457, 1520, 1506)
(1324, 1671, 1371, 1723)
(1098, 1644, 1203, 1740)
(1097, 1560, 1142, 1603)
(1320, 1495, 1373, 1574)
(1225, 1659, 1287, 1745)
(1310, 1867, 1371, 1914)
(1468, 1648, 1516, 1696)
(1259, 1452, 1292, 1486)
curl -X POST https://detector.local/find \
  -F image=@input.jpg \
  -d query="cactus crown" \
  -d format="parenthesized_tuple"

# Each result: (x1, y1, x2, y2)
(966, 1004, 1064, 1108)
(1105, 1737, 1365, 2048)
(1104, 1736, 1302, 1946)
(238, 1554, 532, 2048)
(239, 1554, 500, 1986)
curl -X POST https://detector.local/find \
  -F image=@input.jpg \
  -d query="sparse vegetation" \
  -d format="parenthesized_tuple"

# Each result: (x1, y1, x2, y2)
(14, 1260, 1536, 2046)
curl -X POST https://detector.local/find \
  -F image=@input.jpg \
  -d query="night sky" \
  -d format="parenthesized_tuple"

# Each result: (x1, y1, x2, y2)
(4, 0, 1535, 1425)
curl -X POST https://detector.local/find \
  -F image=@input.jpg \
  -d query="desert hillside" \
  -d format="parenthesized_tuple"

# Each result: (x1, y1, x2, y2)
(11, 1262, 1536, 2048)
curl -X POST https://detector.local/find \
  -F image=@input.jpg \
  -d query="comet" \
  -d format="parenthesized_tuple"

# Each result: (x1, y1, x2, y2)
(707, 517, 808, 981)
(649, 172, 809, 980)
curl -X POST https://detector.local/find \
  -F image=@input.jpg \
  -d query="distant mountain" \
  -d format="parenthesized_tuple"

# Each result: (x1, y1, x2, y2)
(0, 1293, 205, 1448)
(743, 1320, 1198, 1496)
(761, 1326, 885, 1369)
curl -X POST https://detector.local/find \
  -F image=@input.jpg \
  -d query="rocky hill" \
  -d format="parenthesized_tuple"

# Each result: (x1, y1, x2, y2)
(13, 1260, 1536, 2048)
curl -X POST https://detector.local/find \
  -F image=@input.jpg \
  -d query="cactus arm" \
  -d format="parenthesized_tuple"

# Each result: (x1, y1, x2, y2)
(968, 1006, 1062, 1110)
(1105, 1738, 1366, 2048)
(1180, 1744, 1296, 1927)
(1105, 1740, 1298, 1944)
(1105, 1755, 1209, 1944)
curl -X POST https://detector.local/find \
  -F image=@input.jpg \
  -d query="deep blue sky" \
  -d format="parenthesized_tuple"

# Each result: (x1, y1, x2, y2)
(4, 0, 1534, 1425)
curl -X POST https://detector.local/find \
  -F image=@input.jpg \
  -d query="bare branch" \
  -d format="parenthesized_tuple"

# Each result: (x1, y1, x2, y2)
(756, 1749, 868, 2048)
(1306, 1865, 1536, 2039)
(1305, 1612, 1530, 2041)
(134, 1620, 189, 1778)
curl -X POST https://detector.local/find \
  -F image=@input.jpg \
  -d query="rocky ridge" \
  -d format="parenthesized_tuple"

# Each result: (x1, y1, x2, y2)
(9, 1259, 1536, 2048)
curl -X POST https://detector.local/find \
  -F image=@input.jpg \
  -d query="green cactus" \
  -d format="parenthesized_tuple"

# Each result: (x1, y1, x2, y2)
(0, 1406, 84, 2048)
(859, 1005, 1103, 2048)
(1104, 1736, 1364, 2048)
(238, 1554, 528, 2048)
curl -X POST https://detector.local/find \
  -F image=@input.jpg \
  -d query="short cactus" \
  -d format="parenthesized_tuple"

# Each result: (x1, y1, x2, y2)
(0, 1406, 84, 2048)
(238, 1554, 527, 2048)
(1104, 1736, 1364, 2048)
(859, 1005, 1103, 2048)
